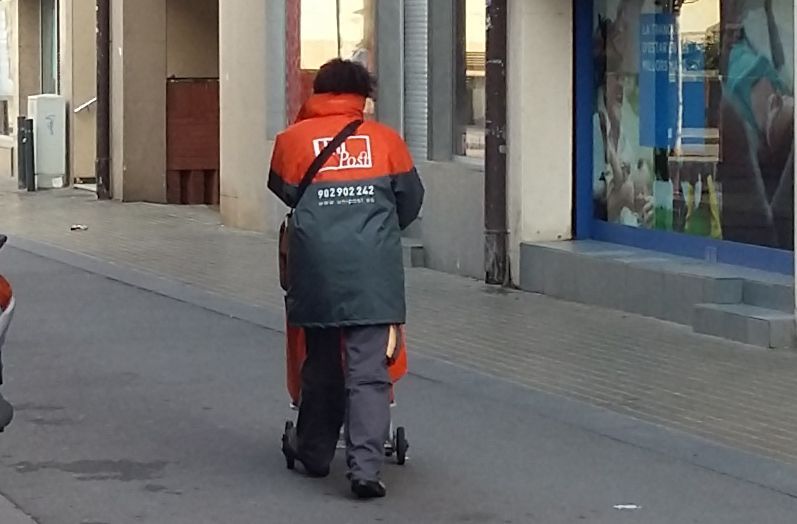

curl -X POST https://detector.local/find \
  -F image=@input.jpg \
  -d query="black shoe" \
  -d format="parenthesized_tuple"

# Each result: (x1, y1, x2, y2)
(283, 426, 330, 478)
(301, 461, 330, 478)
(0, 392, 12, 432)
(351, 479, 386, 499)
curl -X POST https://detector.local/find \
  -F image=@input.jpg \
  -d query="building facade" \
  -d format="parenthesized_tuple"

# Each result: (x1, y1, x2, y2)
(4, 0, 796, 346)
(0, 0, 96, 185)
(0, 0, 59, 179)
(1, 0, 572, 282)
(218, 0, 574, 281)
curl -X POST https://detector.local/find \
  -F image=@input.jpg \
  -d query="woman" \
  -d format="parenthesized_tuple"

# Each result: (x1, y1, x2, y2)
(268, 59, 424, 499)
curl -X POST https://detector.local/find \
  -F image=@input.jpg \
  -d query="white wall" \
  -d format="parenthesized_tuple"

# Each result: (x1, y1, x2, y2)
(417, 159, 484, 278)
(109, 0, 168, 202)
(167, 0, 219, 79)
(507, 0, 574, 272)
(219, 0, 283, 233)
(65, 0, 97, 183)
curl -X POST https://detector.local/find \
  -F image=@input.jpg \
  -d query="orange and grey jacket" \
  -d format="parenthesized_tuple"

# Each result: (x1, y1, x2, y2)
(268, 94, 424, 328)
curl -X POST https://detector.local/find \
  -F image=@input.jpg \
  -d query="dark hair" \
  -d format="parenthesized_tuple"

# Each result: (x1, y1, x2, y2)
(313, 59, 375, 98)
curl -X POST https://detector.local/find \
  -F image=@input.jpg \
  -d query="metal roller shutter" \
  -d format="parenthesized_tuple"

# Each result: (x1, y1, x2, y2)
(403, 0, 429, 161)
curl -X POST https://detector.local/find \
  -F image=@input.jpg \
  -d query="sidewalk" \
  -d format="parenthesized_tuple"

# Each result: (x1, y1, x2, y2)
(0, 493, 35, 524)
(4, 182, 797, 465)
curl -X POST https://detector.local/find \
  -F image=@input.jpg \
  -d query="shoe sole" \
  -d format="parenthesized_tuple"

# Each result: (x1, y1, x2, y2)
(351, 482, 386, 499)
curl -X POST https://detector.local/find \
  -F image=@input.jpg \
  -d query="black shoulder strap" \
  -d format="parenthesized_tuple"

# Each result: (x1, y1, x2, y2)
(294, 119, 362, 208)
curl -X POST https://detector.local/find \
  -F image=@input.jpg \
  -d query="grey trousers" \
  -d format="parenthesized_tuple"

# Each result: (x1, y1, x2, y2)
(296, 325, 391, 482)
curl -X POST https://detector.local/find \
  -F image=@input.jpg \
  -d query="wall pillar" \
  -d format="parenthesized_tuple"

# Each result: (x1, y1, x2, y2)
(66, 0, 97, 183)
(506, 0, 573, 272)
(110, 0, 167, 202)
(219, 0, 278, 232)
(15, 0, 39, 117)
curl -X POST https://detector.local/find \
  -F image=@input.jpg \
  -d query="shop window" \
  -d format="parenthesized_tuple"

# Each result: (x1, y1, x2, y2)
(593, 0, 794, 250)
(455, 0, 486, 158)
(40, 0, 59, 94)
(286, 0, 376, 123)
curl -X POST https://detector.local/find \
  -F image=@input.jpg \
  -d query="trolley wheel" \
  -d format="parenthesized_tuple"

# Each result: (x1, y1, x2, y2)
(395, 426, 408, 465)
(282, 421, 296, 470)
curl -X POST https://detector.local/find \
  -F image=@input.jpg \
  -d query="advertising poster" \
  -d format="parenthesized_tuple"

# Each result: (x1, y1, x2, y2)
(593, 0, 793, 250)
(718, 0, 794, 249)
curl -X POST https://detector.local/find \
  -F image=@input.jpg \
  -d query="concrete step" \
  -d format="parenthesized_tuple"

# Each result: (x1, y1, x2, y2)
(693, 303, 795, 349)
(519, 241, 797, 348)
(402, 238, 425, 268)
(743, 280, 794, 313)
(520, 242, 744, 326)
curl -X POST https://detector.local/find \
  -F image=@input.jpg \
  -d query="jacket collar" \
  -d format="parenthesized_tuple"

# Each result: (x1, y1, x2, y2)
(296, 93, 365, 122)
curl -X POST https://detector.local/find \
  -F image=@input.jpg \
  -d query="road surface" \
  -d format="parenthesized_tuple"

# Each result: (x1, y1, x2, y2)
(1, 246, 796, 523)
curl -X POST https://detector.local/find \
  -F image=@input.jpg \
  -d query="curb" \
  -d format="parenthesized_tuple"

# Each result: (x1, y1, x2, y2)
(8, 236, 286, 334)
(7, 235, 797, 499)
(0, 493, 36, 524)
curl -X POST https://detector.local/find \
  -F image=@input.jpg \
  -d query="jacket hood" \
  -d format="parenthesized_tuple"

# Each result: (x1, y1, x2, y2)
(295, 93, 366, 123)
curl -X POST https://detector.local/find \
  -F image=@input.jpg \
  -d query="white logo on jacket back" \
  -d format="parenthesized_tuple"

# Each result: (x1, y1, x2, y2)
(312, 135, 373, 173)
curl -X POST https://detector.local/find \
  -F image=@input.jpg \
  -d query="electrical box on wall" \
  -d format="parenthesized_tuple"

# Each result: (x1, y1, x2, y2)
(27, 94, 66, 189)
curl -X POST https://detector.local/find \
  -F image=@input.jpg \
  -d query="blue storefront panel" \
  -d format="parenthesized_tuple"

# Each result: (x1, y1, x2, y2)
(575, 0, 794, 274)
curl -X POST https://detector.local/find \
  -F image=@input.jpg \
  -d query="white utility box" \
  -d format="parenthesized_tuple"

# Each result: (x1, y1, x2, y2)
(27, 94, 66, 189)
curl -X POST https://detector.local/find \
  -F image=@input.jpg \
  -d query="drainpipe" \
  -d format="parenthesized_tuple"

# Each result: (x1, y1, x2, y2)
(793, 0, 797, 325)
(96, 0, 111, 200)
(674, 12, 683, 157)
(336, 0, 342, 57)
(484, 0, 509, 285)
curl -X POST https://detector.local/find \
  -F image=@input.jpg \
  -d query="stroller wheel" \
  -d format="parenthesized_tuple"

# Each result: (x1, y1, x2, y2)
(282, 421, 296, 470)
(395, 426, 408, 465)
